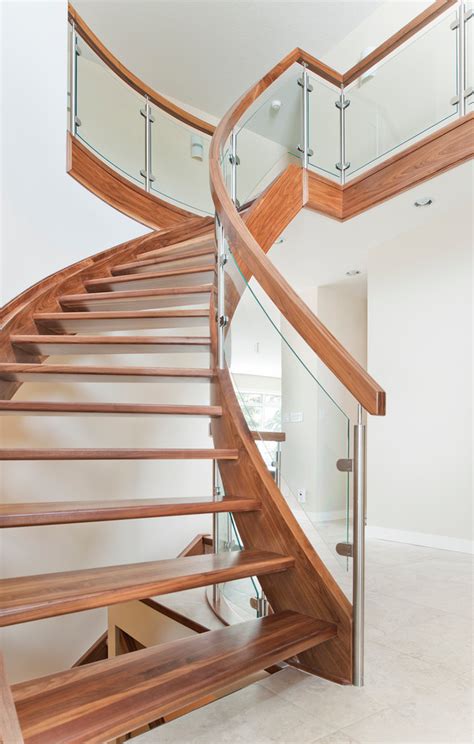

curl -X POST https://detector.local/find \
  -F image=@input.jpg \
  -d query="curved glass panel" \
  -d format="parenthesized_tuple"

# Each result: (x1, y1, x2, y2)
(150, 105, 213, 216)
(223, 249, 354, 594)
(76, 36, 144, 186)
(345, 10, 458, 178)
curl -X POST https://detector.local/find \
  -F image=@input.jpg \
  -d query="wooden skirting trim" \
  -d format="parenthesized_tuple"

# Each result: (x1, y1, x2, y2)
(306, 114, 474, 220)
(67, 134, 194, 230)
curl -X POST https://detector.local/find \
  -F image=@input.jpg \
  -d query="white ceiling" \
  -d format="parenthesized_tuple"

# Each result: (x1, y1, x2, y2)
(270, 161, 474, 292)
(74, 0, 386, 116)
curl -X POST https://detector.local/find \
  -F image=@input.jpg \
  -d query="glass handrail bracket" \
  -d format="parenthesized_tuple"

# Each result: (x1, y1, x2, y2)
(75, 36, 145, 185)
(223, 250, 353, 590)
(344, 10, 458, 178)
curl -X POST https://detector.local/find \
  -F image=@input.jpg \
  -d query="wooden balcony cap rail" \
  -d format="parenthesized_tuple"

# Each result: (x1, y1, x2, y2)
(67, 4, 215, 136)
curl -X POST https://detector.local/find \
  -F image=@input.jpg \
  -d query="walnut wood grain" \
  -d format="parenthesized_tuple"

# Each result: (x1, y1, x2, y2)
(11, 335, 211, 355)
(251, 431, 286, 442)
(137, 232, 215, 260)
(68, 4, 215, 136)
(33, 308, 210, 333)
(12, 612, 335, 743)
(305, 170, 343, 220)
(245, 163, 306, 252)
(0, 551, 293, 626)
(67, 135, 193, 229)
(211, 368, 353, 683)
(0, 402, 221, 417)
(0, 364, 214, 383)
(72, 632, 108, 667)
(0, 496, 260, 528)
(58, 286, 212, 311)
(343, 0, 457, 85)
(84, 265, 216, 292)
(0, 449, 238, 461)
(0, 653, 24, 744)
(111, 248, 215, 275)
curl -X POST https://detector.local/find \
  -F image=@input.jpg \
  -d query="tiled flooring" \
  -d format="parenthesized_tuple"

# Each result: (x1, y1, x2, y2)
(137, 535, 473, 744)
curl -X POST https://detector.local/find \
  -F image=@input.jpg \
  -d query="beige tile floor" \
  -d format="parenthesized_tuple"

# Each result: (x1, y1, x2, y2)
(137, 535, 473, 744)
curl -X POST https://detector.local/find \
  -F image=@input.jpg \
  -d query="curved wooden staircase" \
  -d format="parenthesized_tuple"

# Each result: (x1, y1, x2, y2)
(7, 0, 472, 738)
(0, 220, 347, 743)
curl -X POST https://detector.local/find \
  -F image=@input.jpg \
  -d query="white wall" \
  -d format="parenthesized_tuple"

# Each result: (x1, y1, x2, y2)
(367, 204, 473, 552)
(0, 1, 214, 684)
(0, 1, 149, 305)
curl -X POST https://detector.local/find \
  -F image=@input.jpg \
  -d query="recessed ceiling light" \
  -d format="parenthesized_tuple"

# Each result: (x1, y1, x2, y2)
(346, 270, 361, 276)
(414, 197, 433, 207)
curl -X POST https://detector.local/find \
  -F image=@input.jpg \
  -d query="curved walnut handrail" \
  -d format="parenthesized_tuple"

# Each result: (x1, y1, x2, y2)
(209, 55, 386, 416)
(68, 4, 215, 137)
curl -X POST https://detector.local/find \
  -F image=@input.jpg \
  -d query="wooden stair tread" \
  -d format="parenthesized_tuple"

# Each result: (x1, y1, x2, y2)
(0, 550, 294, 626)
(0, 401, 222, 416)
(0, 496, 260, 527)
(137, 232, 215, 259)
(0, 364, 214, 383)
(33, 309, 210, 333)
(59, 285, 212, 311)
(0, 448, 238, 461)
(12, 611, 335, 743)
(11, 335, 211, 355)
(84, 265, 215, 293)
(111, 247, 215, 275)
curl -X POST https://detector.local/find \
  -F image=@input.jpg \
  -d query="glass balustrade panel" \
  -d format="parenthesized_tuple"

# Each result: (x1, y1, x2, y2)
(345, 9, 458, 178)
(223, 250, 353, 599)
(150, 106, 214, 216)
(233, 66, 302, 206)
(308, 76, 341, 180)
(215, 509, 260, 621)
(75, 35, 144, 186)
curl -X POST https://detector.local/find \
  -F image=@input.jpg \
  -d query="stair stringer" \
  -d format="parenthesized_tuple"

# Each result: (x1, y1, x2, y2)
(210, 367, 353, 685)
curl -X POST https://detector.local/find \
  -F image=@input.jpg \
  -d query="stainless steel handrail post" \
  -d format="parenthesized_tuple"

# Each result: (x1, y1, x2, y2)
(451, 1, 473, 115)
(275, 441, 282, 488)
(336, 86, 350, 185)
(212, 461, 222, 603)
(297, 64, 313, 168)
(215, 215, 227, 370)
(140, 96, 155, 192)
(229, 130, 240, 206)
(352, 404, 366, 686)
(69, 22, 79, 135)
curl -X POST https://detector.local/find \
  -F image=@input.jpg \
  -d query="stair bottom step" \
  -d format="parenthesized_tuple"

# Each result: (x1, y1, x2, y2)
(12, 611, 336, 744)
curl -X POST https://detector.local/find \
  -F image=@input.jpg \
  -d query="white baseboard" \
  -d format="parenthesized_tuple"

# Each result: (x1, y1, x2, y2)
(366, 525, 474, 554)
(305, 509, 347, 523)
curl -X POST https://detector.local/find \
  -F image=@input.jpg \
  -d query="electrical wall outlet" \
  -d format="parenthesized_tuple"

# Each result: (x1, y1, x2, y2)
(290, 411, 304, 423)
(297, 488, 306, 503)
